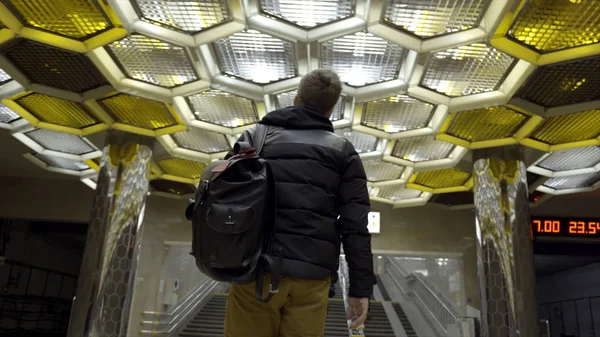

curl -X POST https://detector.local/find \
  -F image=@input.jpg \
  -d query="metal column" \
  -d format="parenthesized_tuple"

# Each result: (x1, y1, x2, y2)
(68, 131, 153, 337)
(472, 146, 539, 337)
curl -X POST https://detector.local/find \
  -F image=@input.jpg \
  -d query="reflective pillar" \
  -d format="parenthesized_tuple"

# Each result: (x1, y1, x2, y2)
(472, 146, 539, 337)
(68, 131, 153, 337)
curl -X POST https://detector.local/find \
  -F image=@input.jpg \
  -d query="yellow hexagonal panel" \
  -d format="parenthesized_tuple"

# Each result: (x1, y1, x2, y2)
(521, 109, 600, 152)
(437, 106, 543, 149)
(157, 157, 205, 184)
(408, 168, 473, 194)
(0, 0, 126, 52)
(491, 0, 600, 65)
(2, 92, 107, 135)
(97, 93, 186, 137)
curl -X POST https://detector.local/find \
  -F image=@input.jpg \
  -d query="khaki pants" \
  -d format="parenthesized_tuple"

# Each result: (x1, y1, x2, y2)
(224, 276, 330, 337)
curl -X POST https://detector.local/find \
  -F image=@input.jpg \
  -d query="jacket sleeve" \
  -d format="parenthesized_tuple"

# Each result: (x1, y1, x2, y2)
(224, 129, 253, 159)
(336, 140, 374, 298)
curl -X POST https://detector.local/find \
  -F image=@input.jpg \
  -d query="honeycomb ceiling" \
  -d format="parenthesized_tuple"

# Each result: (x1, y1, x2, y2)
(0, 0, 598, 207)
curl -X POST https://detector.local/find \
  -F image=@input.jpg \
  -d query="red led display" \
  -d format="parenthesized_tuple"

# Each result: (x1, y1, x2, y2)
(531, 217, 600, 238)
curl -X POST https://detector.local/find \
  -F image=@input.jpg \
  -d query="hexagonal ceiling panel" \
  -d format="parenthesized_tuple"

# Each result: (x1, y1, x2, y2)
(391, 135, 455, 163)
(507, 0, 600, 53)
(334, 128, 378, 154)
(1, 40, 108, 93)
(187, 89, 258, 128)
(321, 32, 405, 87)
(2, 0, 113, 39)
(442, 106, 530, 143)
(362, 95, 433, 133)
(8, 92, 103, 133)
(515, 56, 600, 108)
(364, 160, 405, 182)
(523, 108, 600, 151)
(213, 30, 296, 84)
(106, 34, 199, 88)
(383, 0, 489, 38)
(260, 0, 354, 28)
(132, 0, 231, 33)
(0, 0, 597, 206)
(420, 43, 516, 97)
(172, 127, 231, 154)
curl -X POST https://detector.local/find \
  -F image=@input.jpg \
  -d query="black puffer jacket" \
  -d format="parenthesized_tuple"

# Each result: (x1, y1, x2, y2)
(228, 105, 374, 298)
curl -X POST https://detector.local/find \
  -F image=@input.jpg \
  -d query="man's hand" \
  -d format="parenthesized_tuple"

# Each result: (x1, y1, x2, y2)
(347, 297, 369, 329)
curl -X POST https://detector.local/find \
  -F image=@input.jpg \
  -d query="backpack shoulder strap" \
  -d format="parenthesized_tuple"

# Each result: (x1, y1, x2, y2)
(252, 123, 269, 156)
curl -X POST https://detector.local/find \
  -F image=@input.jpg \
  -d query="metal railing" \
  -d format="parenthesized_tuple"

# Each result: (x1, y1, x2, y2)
(386, 257, 460, 335)
(338, 256, 365, 337)
(138, 277, 222, 336)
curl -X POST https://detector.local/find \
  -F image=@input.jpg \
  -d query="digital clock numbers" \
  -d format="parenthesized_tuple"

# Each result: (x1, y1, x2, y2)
(531, 217, 600, 238)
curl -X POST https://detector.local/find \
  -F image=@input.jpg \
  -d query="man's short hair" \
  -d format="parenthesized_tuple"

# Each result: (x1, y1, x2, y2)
(296, 69, 342, 115)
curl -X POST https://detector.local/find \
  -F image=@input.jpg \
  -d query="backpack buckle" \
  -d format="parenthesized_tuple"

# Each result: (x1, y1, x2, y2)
(269, 283, 279, 294)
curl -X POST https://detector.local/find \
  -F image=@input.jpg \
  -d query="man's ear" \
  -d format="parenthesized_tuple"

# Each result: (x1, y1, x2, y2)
(293, 96, 300, 105)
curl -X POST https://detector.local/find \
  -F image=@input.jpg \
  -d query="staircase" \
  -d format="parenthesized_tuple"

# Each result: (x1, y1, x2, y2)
(377, 277, 419, 337)
(364, 301, 395, 336)
(392, 303, 418, 337)
(176, 277, 419, 337)
(180, 294, 228, 337)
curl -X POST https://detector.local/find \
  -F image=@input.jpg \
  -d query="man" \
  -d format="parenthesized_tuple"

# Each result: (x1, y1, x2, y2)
(224, 69, 374, 337)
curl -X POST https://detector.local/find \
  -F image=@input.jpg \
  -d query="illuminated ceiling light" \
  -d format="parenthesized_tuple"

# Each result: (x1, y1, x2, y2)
(516, 56, 600, 108)
(445, 106, 529, 142)
(0, 102, 20, 124)
(362, 95, 434, 133)
(373, 185, 422, 201)
(276, 90, 345, 122)
(2, 0, 112, 39)
(0, 67, 10, 84)
(408, 168, 472, 193)
(392, 135, 455, 162)
(420, 43, 516, 97)
(363, 160, 405, 182)
(537, 147, 600, 172)
(150, 179, 196, 196)
(1, 40, 108, 93)
(132, 0, 230, 33)
(543, 172, 600, 190)
(98, 93, 178, 130)
(16, 93, 99, 128)
(33, 153, 90, 171)
(23, 129, 96, 155)
(334, 128, 378, 154)
(383, 0, 489, 38)
(260, 0, 354, 28)
(527, 109, 600, 147)
(172, 127, 231, 154)
(321, 32, 405, 87)
(187, 89, 258, 128)
(508, 0, 600, 53)
(213, 30, 296, 84)
(106, 34, 198, 88)
(158, 157, 205, 180)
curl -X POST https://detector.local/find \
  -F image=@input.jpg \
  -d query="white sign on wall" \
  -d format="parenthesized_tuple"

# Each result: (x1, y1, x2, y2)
(368, 212, 380, 234)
